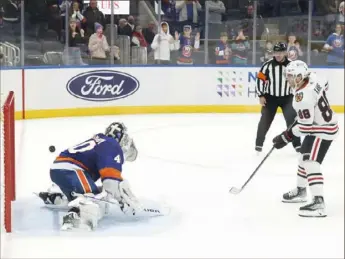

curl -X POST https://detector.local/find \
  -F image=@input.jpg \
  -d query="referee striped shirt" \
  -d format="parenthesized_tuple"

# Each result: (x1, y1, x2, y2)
(256, 58, 292, 97)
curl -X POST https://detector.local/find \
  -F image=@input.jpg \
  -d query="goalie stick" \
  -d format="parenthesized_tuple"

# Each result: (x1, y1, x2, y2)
(71, 192, 171, 217)
(34, 192, 170, 217)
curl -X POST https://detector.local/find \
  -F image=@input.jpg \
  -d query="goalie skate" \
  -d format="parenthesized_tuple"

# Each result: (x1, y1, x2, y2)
(282, 187, 307, 203)
(60, 208, 94, 231)
(61, 209, 81, 231)
(299, 196, 326, 218)
(38, 192, 64, 205)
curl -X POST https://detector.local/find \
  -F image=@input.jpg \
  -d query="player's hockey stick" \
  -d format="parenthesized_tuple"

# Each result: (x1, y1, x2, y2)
(229, 120, 298, 195)
(229, 146, 275, 194)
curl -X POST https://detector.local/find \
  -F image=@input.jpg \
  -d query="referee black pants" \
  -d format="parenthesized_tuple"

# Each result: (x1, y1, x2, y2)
(255, 94, 301, 149)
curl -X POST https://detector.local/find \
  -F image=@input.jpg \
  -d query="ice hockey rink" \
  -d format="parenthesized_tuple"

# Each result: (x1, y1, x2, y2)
(2, 113, 344, 258)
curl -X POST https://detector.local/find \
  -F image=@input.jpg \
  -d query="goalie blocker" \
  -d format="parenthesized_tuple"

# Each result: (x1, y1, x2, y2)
(39, 122, 141, 230)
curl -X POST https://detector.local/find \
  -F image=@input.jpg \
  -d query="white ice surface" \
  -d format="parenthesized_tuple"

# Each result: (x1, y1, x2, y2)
(2, 113, 344, 258)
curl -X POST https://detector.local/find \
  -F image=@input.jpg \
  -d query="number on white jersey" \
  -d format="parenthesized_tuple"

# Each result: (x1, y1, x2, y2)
(317, 91, 332, 122)
(297, 90, 333, 123)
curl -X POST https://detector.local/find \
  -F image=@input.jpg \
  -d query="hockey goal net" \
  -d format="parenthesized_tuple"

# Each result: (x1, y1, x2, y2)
(1, 91, 15, 233)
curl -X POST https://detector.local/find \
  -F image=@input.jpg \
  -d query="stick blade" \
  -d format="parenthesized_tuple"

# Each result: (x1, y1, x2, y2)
(229, 187, 242, 194)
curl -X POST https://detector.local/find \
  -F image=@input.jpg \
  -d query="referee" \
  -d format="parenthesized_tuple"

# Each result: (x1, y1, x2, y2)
(255, 42, 301, 153)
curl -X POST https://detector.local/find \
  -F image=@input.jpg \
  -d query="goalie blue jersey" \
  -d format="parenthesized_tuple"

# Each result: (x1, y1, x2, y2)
(53, 133, 124, 182)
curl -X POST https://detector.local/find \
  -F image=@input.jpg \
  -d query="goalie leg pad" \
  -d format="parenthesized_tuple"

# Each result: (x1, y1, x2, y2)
(66, 194, 108, 230)
(103, 179, 142, 215)
(79, 200, 105, 230)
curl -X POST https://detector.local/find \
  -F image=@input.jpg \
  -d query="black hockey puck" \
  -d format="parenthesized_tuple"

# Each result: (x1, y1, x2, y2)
(49, 145, 56, 153)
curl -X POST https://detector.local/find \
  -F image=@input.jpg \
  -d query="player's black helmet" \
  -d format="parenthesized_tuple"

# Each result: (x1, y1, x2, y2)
(273, 42, 287, 52)
(105, 122, 127, 142)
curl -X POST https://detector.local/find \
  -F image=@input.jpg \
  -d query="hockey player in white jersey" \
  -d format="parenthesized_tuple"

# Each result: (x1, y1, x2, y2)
(272, 60, 339, 217)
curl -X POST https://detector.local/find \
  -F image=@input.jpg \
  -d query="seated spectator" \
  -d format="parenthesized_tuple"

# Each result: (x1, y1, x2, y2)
(127, 15, 135, 31)
(1, 0, 19, 22)
(47, 1, 62, 35)
(60, 0, 72, 28)
(206, 0, 226, 39)
(161, 0, 177, 21)
(176, 25, 200, 65)
(175, 0, 202, 25)
(214, 32, 231, 64)
(287, 33, 303, 61)
(88, 22, 120, 63)
(118, 18, 132, 37)
(89, 22, 109, 59)
(151, 22, 179, 64)
(70, 1, 86, 25)
(68, 17, 85, 46)
(62, 17, 86, 65)
(336, 1, 344, 27)
(323, 0, 339, 18)
(206, 0, 225, 24)
(323, 23, 344, 65)
(230, 28, 250, 65)
(260, 40, 274, 63)
(132, 25, 148, 47)
(82, 0, 105, 37)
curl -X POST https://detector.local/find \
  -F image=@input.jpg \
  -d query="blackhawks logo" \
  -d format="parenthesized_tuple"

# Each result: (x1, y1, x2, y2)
(295, 92, 303, 102)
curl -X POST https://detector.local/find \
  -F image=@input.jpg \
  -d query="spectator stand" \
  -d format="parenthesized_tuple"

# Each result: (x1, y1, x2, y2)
(0, 0, 343, 68)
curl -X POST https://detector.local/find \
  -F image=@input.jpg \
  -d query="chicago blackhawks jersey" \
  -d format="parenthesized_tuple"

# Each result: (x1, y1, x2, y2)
(292, 73, 339, 140)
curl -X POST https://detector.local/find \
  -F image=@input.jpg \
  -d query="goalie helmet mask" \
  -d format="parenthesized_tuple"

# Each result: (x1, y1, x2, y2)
(105, 122, 126, 142)
(105, 122, 138, 162)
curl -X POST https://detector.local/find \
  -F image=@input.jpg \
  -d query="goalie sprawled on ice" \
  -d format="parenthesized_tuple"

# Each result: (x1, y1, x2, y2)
(39, 122, 163, 231)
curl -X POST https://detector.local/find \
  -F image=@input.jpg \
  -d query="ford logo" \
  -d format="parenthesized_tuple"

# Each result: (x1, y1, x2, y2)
(66, 70, 140, 101)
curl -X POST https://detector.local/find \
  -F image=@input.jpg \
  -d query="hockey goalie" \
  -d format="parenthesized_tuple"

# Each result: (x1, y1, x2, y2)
(39, 122, 145, 231)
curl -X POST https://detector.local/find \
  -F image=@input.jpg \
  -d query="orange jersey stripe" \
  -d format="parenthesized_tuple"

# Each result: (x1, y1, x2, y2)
(100, 168, 123, 181)
(75, 169, 92, 193)
(257, 71, 267, 81)
(55, 156, 89, 171)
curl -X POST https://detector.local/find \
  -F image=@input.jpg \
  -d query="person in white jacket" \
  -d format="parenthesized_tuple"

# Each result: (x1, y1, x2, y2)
(151, 22, 180, 64)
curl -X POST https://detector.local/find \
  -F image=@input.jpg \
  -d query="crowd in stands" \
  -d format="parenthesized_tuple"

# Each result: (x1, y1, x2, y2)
(0, 0, 343, 66)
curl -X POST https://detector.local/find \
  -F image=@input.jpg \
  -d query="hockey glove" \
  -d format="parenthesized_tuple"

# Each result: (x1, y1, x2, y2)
(273, 131, 292, 149)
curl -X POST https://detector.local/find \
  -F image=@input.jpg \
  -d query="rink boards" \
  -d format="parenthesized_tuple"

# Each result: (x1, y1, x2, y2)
(0, 66, 344, 119)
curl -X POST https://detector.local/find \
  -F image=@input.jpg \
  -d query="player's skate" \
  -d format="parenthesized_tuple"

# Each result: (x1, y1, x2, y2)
(39, 192, 64, 205)
(299, 196, 326, 217)
(282, 187, 307, 203)
(61, 207, 81, 231)
(255, 146, 262, 155)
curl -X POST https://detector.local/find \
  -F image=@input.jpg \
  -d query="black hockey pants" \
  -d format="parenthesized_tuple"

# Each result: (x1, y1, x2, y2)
(255, 94, 301, 149)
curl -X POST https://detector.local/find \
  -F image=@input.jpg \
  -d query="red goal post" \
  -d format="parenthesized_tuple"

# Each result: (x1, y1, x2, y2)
(1, 91, 15, 233)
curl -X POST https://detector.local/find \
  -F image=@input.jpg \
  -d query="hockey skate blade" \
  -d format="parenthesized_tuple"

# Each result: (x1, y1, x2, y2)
(229, 187, 242, 194)
(298, 209, 327, 218)
(61, 223, 74, 231)
(282, 198, 308, 203)
(61, 222, 92, 231)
